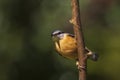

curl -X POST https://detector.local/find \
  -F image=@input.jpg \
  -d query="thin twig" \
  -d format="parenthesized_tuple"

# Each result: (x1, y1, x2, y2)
(70, 0, 87, 80)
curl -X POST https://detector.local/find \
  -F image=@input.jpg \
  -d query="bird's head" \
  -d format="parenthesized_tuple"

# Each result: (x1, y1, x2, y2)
(51, 30, 64, 42)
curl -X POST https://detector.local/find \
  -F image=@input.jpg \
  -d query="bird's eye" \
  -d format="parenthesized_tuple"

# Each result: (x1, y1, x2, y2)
(57, 32, 62, 34)
(51, 30, 64, 36)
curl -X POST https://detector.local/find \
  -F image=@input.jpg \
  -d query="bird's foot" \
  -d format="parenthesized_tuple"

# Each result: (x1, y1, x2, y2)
(76, 61, 86, 70)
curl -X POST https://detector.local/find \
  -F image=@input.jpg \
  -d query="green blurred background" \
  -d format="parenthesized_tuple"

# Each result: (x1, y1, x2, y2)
(0, 0, 120, 80)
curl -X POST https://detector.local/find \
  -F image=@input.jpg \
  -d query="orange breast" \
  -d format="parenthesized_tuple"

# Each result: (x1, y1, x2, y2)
(55, 34, 78, 59)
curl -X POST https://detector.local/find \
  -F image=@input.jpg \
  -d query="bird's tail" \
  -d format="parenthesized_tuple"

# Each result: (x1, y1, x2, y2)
(88, 52, 99, 61)
(85, 47, 99, 61)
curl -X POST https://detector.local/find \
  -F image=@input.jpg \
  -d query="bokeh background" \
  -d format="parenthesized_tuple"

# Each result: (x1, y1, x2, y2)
(0, 0, 120, 80)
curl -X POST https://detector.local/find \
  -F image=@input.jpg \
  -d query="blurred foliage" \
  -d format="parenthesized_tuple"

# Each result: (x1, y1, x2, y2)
(0, 0, 120, 80)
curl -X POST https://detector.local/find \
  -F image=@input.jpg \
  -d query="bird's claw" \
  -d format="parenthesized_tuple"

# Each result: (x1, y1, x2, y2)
(76, 61, 86, 70)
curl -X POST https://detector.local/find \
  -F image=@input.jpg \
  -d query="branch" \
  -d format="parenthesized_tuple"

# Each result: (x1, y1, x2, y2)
(70, 0, 87, 80)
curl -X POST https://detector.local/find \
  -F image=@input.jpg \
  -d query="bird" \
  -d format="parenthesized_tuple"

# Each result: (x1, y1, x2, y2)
(51, 30, 98, 62)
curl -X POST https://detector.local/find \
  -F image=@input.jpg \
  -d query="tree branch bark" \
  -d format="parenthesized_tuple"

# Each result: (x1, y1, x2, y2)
(70, 0, 87, 80)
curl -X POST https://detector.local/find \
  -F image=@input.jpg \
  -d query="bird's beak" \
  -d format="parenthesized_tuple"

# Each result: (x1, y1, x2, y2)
(52, 35, 60, 42)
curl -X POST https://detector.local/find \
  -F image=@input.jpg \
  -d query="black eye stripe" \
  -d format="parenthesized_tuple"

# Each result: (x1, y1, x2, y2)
(53, 32, 63, 35)
(51, 30, 64, 36)
(57, 32, 63, 35)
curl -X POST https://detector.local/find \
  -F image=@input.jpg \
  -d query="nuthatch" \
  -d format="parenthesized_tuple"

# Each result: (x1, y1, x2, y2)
(51, 30, 98, 68)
